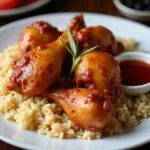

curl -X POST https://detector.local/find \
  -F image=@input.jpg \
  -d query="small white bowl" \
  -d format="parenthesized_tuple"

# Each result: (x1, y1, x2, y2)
(113, 0, 150, 21)
(115, 52, 150, 96)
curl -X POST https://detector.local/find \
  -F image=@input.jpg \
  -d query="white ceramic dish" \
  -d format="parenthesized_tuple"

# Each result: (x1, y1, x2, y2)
(0, 0, 51, 17)
(0, 12, 150, 150)
(113, 0, 150, 21)
(115, 52, 150, 96)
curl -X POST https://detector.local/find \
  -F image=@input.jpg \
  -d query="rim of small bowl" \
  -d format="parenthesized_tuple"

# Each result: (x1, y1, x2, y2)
(113, 0, 150, 17)
(121, 82, 150, 89)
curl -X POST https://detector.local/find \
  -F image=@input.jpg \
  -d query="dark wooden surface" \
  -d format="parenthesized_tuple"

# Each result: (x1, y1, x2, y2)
(0, 0, 149, 149)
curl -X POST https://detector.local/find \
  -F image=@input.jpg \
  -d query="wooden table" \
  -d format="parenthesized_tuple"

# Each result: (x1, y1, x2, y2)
(0, 0, 149, 149)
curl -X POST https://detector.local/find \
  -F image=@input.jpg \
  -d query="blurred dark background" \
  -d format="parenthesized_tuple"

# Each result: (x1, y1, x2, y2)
(0, 0, 150, 150)
(0, 0, 150, 26)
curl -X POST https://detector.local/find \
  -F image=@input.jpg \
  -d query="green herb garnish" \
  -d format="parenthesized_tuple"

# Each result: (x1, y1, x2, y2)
(60, 28, 98, 81)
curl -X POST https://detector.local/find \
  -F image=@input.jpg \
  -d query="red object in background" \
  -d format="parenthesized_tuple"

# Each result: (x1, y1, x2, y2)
(24, 0, 39, 5)
(0, 0, 39, 10)
(0, 0, 20, 10)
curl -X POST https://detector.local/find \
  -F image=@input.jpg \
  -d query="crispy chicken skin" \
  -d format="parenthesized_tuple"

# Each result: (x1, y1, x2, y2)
(7, 14, 85, 95)
(42, 88, 115, 131)
(19, 21, 62, 55)
(74, 26, 124, 56)
(75, 51, 121, 99)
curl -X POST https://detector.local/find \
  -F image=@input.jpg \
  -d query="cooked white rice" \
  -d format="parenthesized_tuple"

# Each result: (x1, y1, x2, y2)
(0, 41, 149, 139)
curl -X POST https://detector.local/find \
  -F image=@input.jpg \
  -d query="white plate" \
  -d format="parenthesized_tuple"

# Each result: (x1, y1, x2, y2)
(0, 0, 51, 17)
(0, 12, 150, 150)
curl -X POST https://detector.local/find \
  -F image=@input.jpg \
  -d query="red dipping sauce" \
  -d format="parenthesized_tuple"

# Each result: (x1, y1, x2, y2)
(120, 59, 150, 86)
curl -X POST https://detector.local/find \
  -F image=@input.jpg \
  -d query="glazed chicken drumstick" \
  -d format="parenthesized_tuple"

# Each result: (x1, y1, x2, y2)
(7, 14, 85, 95)
(19, 21, 62, 55)
(75, 51, 121, 99)
(42, 88, 115, 131)
(74, 26, 124, 56)
(42, 51, 121, 130)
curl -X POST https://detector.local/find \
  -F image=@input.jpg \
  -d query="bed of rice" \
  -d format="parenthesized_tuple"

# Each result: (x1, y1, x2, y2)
(0, 38, 149, 140)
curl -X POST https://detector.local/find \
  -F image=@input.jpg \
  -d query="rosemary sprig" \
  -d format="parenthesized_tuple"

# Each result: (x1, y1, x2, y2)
(60, 28, 98, 81)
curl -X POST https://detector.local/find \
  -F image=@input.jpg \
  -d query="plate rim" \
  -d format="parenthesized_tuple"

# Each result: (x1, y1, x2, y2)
(0, 12, 150, 30)
(0, 12, 150, 150)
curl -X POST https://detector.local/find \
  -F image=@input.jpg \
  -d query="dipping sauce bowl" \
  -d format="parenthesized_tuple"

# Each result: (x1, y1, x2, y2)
(115, 52, 150, 96)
